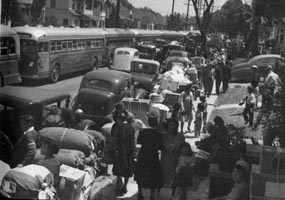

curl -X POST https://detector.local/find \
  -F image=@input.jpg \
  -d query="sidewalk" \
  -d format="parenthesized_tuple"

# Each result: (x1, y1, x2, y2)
(117, 89, 218, 200)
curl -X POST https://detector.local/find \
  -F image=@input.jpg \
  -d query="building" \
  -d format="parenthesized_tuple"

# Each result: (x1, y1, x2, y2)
(44, 0, 107, 28)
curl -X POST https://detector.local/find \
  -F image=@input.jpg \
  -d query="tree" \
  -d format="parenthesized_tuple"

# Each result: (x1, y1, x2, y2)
(191, 0, 214, 51)
(31, 0, 46, 24)
(166, 13, 183, 31)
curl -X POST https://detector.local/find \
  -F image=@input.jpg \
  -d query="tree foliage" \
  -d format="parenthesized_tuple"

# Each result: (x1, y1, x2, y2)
(31, 0, 46, 24)
(191, 0, 214, 51)
(166, 13, 183, 31)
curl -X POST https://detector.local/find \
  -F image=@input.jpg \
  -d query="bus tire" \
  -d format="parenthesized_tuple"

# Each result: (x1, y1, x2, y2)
(93, 59, 98, 70)
(49, 64, 60, 83)
(0, 74, 4, 87)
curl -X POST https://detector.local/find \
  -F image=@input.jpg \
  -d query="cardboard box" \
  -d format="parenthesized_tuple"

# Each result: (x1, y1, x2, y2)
(160, 78, 169, 90)
(260, 146, 285, 175)
(59, 164, 86, 200)
(250, 165, 285, 199)
(169, 80, 179, 92)
(122, 98, 150, 126)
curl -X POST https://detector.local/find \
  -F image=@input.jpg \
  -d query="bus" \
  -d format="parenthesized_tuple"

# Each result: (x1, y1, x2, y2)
(131, 29, 162, 44)
(12, 26, 107, 83)
(103, 28, 135, 65)
(0, 25, 22, 86)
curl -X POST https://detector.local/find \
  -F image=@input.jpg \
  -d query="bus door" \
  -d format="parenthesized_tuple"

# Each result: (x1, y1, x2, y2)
(38, 42, 50, 75)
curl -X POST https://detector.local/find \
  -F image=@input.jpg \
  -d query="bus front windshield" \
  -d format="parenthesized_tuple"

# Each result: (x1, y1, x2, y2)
(20, 40, 38, 55)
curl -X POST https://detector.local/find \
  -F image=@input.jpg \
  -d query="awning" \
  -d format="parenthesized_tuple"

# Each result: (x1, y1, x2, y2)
(82, 14, 102, 21)
(16, 0, 33, 4)
(69, 10, 81, 16)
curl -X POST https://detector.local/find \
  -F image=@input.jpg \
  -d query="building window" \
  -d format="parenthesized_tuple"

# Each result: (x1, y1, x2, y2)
(50, 0, 56, 8)
(63, 19, 69, 26)
(71, 0, 76, 9)
(86, 0, 92, 10)
(74, 20, 78, 26)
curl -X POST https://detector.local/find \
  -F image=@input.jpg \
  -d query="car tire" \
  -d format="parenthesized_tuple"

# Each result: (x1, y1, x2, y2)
(49, 64, 60, 83)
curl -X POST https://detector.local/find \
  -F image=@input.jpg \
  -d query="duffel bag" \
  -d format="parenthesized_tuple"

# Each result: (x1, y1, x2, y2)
(39, 127, 94, 157)
(33, 149, 86, 169)
(84, 130, 106, 153)
(1, 164, 53, 199)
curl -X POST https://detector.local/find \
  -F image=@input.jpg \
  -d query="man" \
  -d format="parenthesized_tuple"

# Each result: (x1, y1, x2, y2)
(215, 57, 224, 95)
(73, 109, 96, 130)
(222, 60, 232, 93)
(263, 65, 281, 109)
(10, 114, 38, 168)
(250, 65, 260, 108)
(202, 60, 215, 97)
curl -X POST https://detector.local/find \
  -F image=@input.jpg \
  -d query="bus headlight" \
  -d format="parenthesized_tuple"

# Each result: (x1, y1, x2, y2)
(29, 62, 34, 67)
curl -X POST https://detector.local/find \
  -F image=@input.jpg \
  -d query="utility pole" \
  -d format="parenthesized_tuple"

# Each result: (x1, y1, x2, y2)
(171, 0, 175, 30)
(185, 0, 191, 30)
(116, 0, 120, 28)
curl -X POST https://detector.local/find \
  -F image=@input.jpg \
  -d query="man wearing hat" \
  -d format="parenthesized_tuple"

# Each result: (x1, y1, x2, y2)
(9, 114, 38, 168)
(211, 160, 250, 200)
(263, 65, 281, 109)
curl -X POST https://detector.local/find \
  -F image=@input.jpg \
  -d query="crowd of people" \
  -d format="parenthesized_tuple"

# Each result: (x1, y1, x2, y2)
(108, 99, 252, 200)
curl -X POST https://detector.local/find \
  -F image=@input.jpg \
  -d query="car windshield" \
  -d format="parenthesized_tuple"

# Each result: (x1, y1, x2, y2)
(169, 51, 187, 57)
(131, 62, 158, 74)
(84, 79, 112, 91)
(78, 98, 110, 116)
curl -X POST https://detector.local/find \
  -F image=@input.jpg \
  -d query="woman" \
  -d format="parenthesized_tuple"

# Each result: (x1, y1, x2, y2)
(179, 83, 194, 133)
(213, 116, 228, 149)
(110, 102, 135, 195)
(135, 108, 164, 200)
(161, 118, 185, 198)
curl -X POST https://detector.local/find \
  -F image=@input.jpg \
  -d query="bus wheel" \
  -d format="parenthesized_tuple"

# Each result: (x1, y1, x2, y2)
(93, 59, 98, 70)
(50, 64, 60, 83)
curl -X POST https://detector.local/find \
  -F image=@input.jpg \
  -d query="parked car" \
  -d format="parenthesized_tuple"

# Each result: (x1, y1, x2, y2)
(111, 47, 139, 72)
(73, 69, 133, 129)
(0, 86, 71, 145)
(136, 43, 157, 60)
(231, 54, 284, 82)
(130, 58, 160, 98)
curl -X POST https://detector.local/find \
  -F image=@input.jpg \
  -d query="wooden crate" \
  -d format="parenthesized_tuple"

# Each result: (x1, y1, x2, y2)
(246, 144, 262, 165)
(260, 146, 285, 175)
(250, 165, 285, 199)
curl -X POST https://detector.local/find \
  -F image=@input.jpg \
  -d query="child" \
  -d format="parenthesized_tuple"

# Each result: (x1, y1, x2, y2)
(198, 96, 208, 132)
(174, 142, 195, 200)
(38, 138, 60, 189)
(239, 86, 256, 127)
(194, 103, 204, 137)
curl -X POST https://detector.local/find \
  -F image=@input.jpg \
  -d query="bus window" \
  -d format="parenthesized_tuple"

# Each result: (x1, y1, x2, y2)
(39, 42, 49, 52)
(56, 41, 62, 51)
(62, 41, 67, 50)
(72, 40, 77, 49)
(51, 41, 56, 51)
(0, 38, 8, 56)
(68, 41, 72, 50)
(8, 38, 16, 54)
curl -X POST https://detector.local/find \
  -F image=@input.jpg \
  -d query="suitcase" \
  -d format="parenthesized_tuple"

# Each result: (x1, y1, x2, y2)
(89, 175, 117, 200)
